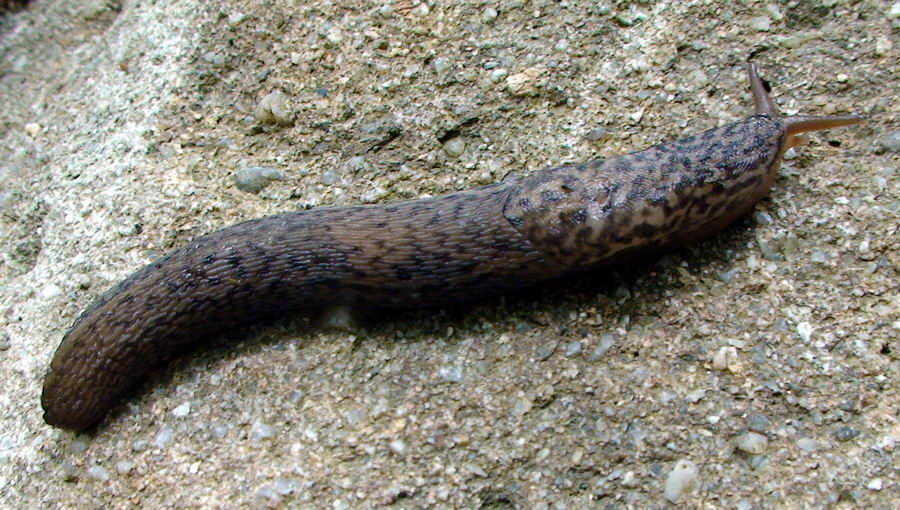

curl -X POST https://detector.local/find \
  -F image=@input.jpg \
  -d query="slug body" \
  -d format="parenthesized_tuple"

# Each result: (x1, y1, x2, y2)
(42, 63, 862, 431)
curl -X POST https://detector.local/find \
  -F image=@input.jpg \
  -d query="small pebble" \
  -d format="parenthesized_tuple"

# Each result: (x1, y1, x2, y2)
(712, 346, 740, 372)
(438, 365, 464, 382)
(506, 69, 541, 96)
(833, 426, 860, 442)
(796, 437, 818, 452)
(621, 471, 639, 487)
(535, 337, 559, 361)
(489, 68, 508, 83)
(321, 170, 340, 186)
(274, 479, 300, 495)
(748, 414, 770, 433)
(116, 460, 134, 475)
(796, 322, 813, 342)
(153, 426, 175, 449)
(888, 2, 900, 20)
(482, 7, 498, 21)
(879, 130, 900, 153)
(564, 340, 582, 357)
(735, 431, 768, 454)
(24, 123, 41, 136)
(750, 16, 771, 31)
(389, 439, 407, 455)
(251, 423, 275, 443)
(87, 465, 111, 482)
(664, 459, 699, 503)
(443, 138, 466, 158)
(588, 333, 615, 361)
(585, 127, 607, 141)
(254, 90, 293, 125)
(866, 478, 883, 491)
(233, 166, 284, 193)
(172, 402, 191, 417)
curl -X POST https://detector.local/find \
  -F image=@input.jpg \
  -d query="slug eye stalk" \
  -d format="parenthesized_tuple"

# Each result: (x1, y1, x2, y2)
(747, 61, 864, 148)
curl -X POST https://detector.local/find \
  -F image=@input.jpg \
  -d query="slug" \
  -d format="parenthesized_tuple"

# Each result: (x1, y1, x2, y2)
(41, 63, 862, 431)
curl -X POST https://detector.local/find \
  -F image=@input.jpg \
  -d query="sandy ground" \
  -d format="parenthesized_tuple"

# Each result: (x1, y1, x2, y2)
(1, 0, 897, 508)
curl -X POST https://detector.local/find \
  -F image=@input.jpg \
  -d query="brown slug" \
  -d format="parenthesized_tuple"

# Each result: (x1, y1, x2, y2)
(41, 63, 863, 431)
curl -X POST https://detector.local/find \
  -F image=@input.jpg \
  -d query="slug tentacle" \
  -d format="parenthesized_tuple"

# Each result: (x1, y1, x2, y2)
(42, 62, 863, 431)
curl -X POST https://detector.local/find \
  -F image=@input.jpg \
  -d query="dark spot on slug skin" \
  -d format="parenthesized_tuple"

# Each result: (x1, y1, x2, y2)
(41, 104, 858, 431)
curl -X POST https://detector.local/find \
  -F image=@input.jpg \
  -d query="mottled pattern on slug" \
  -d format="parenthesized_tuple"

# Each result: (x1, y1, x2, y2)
(45, 53, 866, 431)
(504, 115, 783, 266)
(42, 182, 569, 430)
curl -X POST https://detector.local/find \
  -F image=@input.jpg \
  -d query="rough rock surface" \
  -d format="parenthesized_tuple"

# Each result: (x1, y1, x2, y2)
(1, 0, 896, 508)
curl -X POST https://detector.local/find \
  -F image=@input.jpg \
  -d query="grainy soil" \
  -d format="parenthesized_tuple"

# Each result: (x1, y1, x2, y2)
(0, 0, 897, 508)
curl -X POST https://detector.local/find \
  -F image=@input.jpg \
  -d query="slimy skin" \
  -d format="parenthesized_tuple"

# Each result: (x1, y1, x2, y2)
(41, 63, 862, 431)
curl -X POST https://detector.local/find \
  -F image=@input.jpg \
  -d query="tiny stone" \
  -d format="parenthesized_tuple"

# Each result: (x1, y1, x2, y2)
(712, 346, 740, 372)
(274, 479, 300, 495)
(796, 322, 813, 342)
(432, 56, 452, 74)
(564, 341, 582, 357)
(735, 431, 768, 454)
(444, 138, 466, 158)
(254, 90, 293, 125)
(482, 7, 498, 21)
(389, 439, 407, 455)
(588, 333, 615, 361)
(227, 12, 246, 25)
(153, 426, 175, 449)
(535, 337, 559, 361)
(489, 68, 508, 83)
(116, 460, 134, 475)
(506, 68, 541, 96)
(321, 170, 340, 186)
(251, 422, 275, 442)
(833, 426, 860, 442)
(621, 471, 639, 487)
(753, 211, 774, 225)
(888, 2, 900, 20)
(664, 459, 699, 503)
(685, 389, 706, 403)
(233, 166, 284, 193)
(172, 402, 191, 417)
(879, 130, 900, 153)
(554, 39, 569, 52)
(796, 437, 818, 452)
(747, 414, 770, 433)
(750, 16, 771, 31)
(438, 365, 464, 382)
(585, 127, 607, 141)
(866, 478, 883, 491)
(24, 123, 41, 136)
(87, 465, 111, 482)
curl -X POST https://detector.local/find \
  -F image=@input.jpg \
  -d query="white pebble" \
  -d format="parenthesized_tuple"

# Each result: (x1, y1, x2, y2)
(664, 459, 700, 503)
(489, 68, 508, 83)
(172, 402, 191, 417)
(712, 346, 740, 372)
(735, 431, 768, 454)
(251, 422, 275, 442)
(389, 439, 407, 455)
(888, 2, 900, 20)
(24, 123, 41, 136)
(796, 322, 813, 342)
(866, 478, 883, 490)
(116, 460, 134, 475)
(153, 426, 175, 448)
(444, 138, 466, 158)
(87, 465, 111, 482)
(482, 7, 498, 21)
